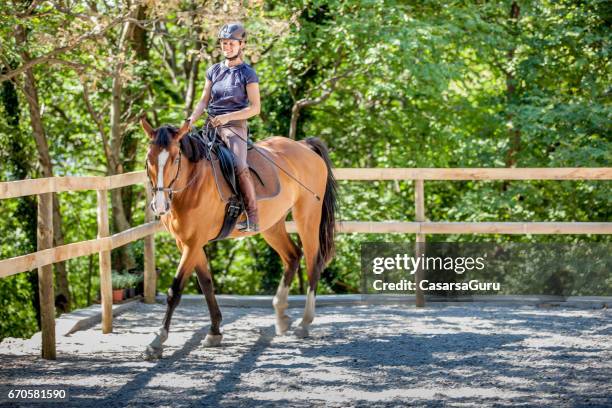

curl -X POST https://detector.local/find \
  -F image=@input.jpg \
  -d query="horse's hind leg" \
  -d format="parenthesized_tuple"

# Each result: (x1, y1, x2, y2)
(261, 220, 303, 335)
(194, 249, 223, 347)
(143, 246, 196, 360)
(292, 198, 324, 338)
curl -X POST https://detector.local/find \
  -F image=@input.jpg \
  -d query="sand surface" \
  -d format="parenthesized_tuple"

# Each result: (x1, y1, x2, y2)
(1, 301, 610, 407)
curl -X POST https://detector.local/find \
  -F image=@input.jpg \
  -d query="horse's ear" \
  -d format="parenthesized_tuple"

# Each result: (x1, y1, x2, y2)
(174, 120, 190, 142)
(140, 115, 155, 140)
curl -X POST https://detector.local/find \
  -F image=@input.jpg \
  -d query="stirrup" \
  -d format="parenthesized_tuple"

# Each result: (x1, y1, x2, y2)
(237, 219, 259, 232)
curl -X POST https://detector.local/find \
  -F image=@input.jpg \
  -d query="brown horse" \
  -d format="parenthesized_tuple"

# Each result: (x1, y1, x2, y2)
(140, 117, 337, 360)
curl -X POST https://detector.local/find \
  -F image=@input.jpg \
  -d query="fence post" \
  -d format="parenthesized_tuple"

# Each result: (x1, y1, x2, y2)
(97, 189, 112, 333)
(37, 192, 56, 359)
(143, 182, 156, 303)
(414, 179, 426, 307)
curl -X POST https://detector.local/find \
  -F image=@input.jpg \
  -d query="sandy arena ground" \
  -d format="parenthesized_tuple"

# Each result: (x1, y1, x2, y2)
(1, 301, 611, 407)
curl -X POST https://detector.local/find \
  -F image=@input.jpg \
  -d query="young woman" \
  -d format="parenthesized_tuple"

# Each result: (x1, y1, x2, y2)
(187, 22, 261, 232)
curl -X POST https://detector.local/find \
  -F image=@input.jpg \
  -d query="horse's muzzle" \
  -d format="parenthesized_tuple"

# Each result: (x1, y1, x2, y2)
(150, 198, 170, 216)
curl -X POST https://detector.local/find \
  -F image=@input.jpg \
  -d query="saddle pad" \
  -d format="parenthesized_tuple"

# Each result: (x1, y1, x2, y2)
(212, 144, 280, 203)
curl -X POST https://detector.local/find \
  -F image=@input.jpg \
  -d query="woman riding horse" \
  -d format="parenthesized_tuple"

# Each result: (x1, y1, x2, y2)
(140, 24, 338, 360)
(187, 22, 260, 232)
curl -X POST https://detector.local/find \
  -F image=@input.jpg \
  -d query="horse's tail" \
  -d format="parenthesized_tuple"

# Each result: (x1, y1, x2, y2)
(303, 137, 338, 268)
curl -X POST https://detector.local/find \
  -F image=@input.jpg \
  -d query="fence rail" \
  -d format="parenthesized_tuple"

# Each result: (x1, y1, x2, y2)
(286, 221, 612, 235)
(1, 167, 611, 359)
(2, 168, 611, 201)
(334, 168, 612, 180)
(0, 221, 164, 279)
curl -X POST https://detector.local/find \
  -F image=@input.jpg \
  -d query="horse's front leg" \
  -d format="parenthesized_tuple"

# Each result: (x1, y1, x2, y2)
(144, 246, 196, 360)
(194, 248, 223, 347)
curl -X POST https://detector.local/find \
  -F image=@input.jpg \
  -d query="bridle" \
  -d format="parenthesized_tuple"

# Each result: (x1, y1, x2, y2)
(145, 141, 201, 210)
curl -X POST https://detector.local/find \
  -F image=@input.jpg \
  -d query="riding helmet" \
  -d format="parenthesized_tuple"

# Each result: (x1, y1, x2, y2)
(218, 23, 246, 42)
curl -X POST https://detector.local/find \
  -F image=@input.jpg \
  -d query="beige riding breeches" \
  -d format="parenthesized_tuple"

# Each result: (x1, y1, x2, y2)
(210, 119, 249, 174)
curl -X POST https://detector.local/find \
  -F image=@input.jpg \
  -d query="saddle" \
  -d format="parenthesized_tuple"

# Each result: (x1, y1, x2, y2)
(192, 126, 280, 241)
(211, 139, 280, 203)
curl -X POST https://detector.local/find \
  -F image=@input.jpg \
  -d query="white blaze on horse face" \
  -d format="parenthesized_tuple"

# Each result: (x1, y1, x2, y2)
(153, 149, 170, 215)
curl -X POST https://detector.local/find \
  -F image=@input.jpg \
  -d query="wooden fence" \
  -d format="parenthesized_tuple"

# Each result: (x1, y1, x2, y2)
(1, 167, 611, 359)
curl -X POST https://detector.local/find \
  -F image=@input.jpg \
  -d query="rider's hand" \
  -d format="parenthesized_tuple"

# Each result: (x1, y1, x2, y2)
(210, 114, 230, 128)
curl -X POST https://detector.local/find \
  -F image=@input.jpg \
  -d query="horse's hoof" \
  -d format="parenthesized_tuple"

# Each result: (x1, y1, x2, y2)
(293, 326, 309, 338)
(275, 315, 292, 335)
(143, 345, 163, 360)
(203, 333, 223, 347)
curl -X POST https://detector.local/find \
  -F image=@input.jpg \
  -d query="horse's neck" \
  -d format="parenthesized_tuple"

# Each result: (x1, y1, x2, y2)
(178, 156, 206, 192)
(168, 156, 225, 243)
(171, 156, 214, 210)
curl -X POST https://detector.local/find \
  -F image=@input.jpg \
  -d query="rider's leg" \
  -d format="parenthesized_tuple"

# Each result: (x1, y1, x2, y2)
(218, 121, 259, 232)
(236, 168, 259, 231)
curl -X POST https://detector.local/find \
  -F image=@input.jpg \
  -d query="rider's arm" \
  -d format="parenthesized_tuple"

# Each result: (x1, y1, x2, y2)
(189, 79, 212, 124)
(223, 82, 261, 121)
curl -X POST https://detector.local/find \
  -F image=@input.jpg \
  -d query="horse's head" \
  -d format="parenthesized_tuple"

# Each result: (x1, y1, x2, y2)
(141, 115, 190, 216)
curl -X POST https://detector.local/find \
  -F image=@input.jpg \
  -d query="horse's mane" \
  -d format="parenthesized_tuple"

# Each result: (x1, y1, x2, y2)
(153, 125, 208, 163)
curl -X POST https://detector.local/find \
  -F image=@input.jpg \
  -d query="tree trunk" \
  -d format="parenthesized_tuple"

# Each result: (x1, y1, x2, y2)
(1, 66, 42, 325)
(16, 25, 71, 313)
(288, 103, 301, 140)
(106, 11, 146, 272)
(184, 54, 200, 115)
(51, 195, 70, 312)
(120, 4, 150, 229)
(120, 131, 139, 226)
(505, 1, 521, 168)
(108, 38, 133, 267)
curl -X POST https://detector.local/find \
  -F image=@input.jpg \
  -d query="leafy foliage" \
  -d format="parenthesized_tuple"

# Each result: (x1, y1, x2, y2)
(0, 0, 610, 340)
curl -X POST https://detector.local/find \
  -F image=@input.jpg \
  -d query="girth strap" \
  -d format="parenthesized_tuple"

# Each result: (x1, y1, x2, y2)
(210, 197, 243, 242)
